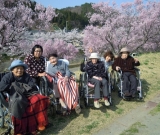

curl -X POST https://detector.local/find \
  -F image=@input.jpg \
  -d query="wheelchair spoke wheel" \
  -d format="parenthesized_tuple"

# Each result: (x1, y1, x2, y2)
(39, 77, 48, 96)
(79, 74, 83, 98)
(0, 105, 4, 128)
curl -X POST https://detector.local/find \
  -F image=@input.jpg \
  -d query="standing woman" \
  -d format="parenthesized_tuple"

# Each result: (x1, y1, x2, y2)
(24, 45, 46, 85)
(101, 50, 115, 72)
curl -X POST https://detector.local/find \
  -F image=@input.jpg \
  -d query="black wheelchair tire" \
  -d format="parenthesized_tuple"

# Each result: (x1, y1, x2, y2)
(79, 74, 83, 98)
(39, 77, 48, 96)
(0, 105, 4, 128)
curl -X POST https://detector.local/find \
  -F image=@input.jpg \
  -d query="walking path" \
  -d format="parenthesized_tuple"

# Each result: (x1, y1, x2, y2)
(93, 94, 160, 135)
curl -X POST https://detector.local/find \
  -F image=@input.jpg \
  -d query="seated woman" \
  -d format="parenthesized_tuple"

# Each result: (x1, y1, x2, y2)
(24, 44, 46, 85)
(47, 53, 81, 115)
(112, 47, 140, 98)
(0, 60, 49, 135)
(86, 53, 110, 108)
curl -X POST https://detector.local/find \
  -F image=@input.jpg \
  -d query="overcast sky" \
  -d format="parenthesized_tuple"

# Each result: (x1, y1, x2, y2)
(34, 0, 135, 9)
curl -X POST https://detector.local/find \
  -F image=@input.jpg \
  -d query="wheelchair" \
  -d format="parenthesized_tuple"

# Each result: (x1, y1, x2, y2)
(38, 59, 79, 114)
(79, 57, 113, 107)
(0, 72, 13, 135)
(116, 68, 143, 100)
(79, 71, 112, 107)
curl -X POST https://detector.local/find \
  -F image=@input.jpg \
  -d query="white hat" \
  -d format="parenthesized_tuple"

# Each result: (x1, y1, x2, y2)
(120, 47, 130, 53)
(89, 53, 99, 59)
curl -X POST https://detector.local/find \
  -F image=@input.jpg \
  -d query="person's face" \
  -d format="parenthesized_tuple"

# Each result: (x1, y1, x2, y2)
(49, 56, 58, 64)
(34, 48, 42, 58)
(91, 58, 98, 64)
(121, 52, 129, 59)
(12, 66, 24, 77)
(105, 56, 111, 62)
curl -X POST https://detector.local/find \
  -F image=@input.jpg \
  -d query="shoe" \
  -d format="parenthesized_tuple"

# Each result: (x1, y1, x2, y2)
(38, 126, 45, 131)
(94, 101, 100, 108)
(124, 92, 132, 97)
(62, 107, 70, 116)
(75, 104, 81, 114)
(31, 131, 37, 135)
(104, 100, 110, 106)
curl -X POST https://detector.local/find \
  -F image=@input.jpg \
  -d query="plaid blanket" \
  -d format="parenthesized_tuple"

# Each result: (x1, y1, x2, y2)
(12, 94, 49, 135)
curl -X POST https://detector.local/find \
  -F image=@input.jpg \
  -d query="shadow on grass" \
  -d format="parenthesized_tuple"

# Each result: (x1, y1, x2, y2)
(39, 109, 80, 135)
(141, 79, 150, 99)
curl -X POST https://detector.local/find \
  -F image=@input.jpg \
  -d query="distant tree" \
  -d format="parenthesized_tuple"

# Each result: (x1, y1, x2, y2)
(0, 0, 56, 53)
(20, 29, 82, 60)
(83, 0, 160, 56)
(52, 4, 92, 30)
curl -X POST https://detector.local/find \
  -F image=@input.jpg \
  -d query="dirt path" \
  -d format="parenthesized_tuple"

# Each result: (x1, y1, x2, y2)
(93, 94, 160, 135)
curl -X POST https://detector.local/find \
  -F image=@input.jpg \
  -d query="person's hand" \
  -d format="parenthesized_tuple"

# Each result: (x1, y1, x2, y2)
(93, 76, 102, 81)
(98, 77, 102, 81)
(116, 66, 120, 71)
(93, 76, 99, 80)
(89, 48, 93, 53)
(64, 76, 68, 83)
(134, 58, 139, 63)
(38, 72, 46, 77)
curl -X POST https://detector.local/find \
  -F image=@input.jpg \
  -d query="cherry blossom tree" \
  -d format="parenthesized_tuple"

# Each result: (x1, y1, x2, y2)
(0, 0, 56, 53)
(83, 0, 160, 56)
(20, 29, 81, 60)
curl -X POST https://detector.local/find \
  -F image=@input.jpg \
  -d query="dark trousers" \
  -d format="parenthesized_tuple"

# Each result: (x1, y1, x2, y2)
(122, 72, 137, 95)
(32, 77, 40, 86)
(90, 78, 108, 99)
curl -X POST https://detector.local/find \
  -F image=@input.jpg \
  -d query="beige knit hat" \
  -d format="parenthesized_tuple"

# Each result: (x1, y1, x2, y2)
(120, 47, 130, 53)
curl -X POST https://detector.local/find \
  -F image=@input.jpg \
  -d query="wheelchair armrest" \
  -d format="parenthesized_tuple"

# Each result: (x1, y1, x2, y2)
(0, 92, 9, 108)
(134, 67, 140, 71)
(70, 72, 75, 75)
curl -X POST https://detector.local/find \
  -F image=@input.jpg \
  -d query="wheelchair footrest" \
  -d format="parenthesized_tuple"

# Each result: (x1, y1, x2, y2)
(85, 94, 103, 99)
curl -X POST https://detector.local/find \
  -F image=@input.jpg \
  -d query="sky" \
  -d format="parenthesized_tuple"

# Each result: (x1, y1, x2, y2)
(34, 0, 135, 9)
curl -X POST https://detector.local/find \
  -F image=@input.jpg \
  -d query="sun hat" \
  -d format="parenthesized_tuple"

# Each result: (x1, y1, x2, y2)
(8, 60, 28, 71)
(89, 53, 100, 59)
(120, 47, 130, 53)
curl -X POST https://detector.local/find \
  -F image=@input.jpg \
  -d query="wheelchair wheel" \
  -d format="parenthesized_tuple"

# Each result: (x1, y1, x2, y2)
(39, 77, 48, 96)
(0, 105, 4, 128)
(79, 74, 83, 98)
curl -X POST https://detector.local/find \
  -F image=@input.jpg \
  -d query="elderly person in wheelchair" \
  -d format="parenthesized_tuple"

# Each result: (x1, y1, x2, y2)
(86, 53, 110, 108)
(46, 53, 81, 115)
(112, 47, 140, 99)
(0, 60, 49, 135)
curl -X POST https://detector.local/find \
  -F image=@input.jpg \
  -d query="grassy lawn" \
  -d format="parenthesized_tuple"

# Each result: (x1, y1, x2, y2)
(0, 52, 160, 135)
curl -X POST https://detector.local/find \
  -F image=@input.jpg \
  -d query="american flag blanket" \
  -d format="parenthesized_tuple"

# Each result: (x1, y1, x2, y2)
(46, 72, 79, 110)
(12, 94, 49, 135)
(56, 72, 79, 110)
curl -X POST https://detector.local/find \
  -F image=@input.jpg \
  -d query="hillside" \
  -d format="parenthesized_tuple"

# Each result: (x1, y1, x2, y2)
(52, 3, 94, 30)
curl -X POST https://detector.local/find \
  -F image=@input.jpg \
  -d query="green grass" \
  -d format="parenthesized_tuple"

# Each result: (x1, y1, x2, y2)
(120, 122, 146, 135)
(116, 108, 124, 114)
(105, 113, 110, 118)
(78, 121, 99, 134)
(150, 103, 160, 116)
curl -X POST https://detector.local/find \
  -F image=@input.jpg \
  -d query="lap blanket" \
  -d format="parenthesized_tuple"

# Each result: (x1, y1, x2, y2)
(57, 73, 79, 110)
(12, 94, 49, 135)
